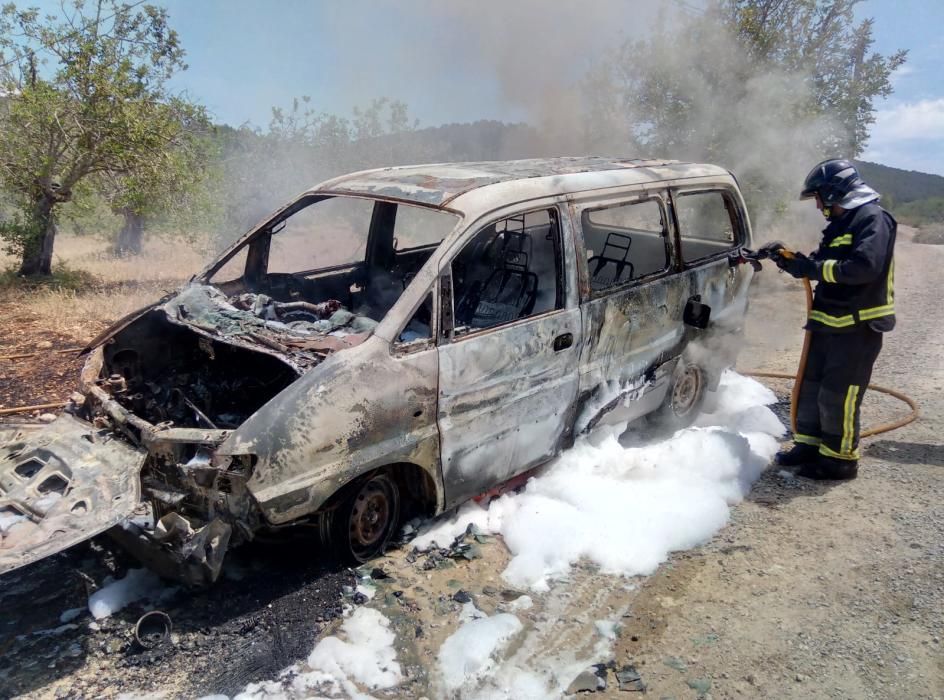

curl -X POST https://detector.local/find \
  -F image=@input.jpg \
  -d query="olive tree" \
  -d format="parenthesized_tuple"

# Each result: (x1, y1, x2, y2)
(0, 1, 195, 275)
(100, 100, 213, 255)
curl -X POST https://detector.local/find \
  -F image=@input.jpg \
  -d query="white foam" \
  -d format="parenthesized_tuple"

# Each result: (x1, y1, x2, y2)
(87, 568, 173, 620)
(594, 618, 619, 640)
(354, 583, 375, 600)
(414, 370, 783, 591)
(438, 612, 523, 693)
(307, 607, 401, 690)
(233, 607, 402, 700)
(59, 607, 84, 623)
(506, 595, 533, 612)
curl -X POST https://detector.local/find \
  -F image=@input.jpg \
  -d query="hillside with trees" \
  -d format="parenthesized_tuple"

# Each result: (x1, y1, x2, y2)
(853, 161, 944, 225)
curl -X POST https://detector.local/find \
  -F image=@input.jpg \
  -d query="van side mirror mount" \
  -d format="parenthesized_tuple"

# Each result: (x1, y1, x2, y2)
(684, 295, 711, 329)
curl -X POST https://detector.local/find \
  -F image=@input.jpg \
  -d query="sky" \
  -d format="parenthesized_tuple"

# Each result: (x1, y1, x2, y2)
(15, 0, 944, 175)
(856, 0, 944, 174)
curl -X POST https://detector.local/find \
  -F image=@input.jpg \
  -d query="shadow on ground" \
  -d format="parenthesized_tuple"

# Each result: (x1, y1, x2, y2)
(864, 439, 944, 467)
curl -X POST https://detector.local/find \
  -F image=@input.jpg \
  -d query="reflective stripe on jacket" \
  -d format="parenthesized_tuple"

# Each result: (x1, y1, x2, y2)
(807, 202, 896, 333)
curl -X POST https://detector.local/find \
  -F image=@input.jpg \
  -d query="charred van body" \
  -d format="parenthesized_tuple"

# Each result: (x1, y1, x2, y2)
(0, 158, 754, 584)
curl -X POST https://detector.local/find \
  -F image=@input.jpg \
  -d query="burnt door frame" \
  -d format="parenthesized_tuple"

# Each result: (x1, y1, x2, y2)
(435, 199, 582, 509)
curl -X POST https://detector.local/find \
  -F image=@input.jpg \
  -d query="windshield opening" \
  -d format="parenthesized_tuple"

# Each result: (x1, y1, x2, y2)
(205, 195, 458, 340)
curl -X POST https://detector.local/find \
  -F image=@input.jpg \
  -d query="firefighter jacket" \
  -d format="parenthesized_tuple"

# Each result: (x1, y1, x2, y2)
(806, 202, 896, 333)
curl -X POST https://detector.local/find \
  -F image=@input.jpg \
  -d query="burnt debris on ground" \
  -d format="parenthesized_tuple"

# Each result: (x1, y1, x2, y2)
(0, 535, 354, 699)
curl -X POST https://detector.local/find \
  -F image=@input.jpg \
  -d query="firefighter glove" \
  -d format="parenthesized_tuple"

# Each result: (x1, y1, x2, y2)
(777, 253, 820, 280)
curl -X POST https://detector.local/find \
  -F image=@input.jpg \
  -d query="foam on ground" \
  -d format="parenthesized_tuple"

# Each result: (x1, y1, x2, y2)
(440, 608, 623, 699)
(414, 370, 783, 591)
(232, 607, 402, 700)
(87, 568, 175, 620)
(438, 610, 524, 693)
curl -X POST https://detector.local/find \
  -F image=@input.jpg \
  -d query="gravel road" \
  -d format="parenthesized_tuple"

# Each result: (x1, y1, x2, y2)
(610, 224, 943, 699)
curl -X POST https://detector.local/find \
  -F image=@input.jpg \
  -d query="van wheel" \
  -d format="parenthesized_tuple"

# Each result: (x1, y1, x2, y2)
(652, 361, 706, 431)
(333, 472, 400, 564)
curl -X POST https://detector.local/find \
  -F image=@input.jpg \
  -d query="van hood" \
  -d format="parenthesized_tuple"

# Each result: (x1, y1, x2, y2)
(0, 416, 145, 575)
(90, 284, 373, 374)
(82, 283, 376, 431)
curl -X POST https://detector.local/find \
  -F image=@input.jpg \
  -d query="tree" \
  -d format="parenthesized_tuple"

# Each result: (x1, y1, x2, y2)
(0, 1, 194, 275)
(591, 0, 905, 210)
(722, 0, 907, 155)
(100, 100, 213, 255)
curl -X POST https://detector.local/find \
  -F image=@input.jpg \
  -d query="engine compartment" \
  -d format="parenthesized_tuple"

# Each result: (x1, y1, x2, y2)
(101, 310, 299, 429)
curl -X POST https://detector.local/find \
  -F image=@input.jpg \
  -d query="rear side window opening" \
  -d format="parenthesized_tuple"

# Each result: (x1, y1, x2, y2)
(581, 197, 671, 293)
(674, 189, 741, 264)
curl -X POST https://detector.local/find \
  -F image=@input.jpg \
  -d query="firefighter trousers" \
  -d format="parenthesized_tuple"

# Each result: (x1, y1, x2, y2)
(794, 325, 883, 461)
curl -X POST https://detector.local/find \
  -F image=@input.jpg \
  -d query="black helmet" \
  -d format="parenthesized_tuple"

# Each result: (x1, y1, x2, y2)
(800, 159, 864, 206)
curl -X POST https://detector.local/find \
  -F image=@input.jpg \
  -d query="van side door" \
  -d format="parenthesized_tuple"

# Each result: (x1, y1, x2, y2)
(436, 204, 581, 508)
(571, 190, 682, 430)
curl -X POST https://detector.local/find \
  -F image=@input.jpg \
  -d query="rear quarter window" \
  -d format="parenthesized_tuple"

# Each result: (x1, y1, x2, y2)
(675, 190, 740, 264)
(580, 198, 670, 293)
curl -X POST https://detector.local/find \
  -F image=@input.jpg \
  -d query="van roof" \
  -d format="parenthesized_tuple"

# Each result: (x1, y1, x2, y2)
(312, 157, 732, 210)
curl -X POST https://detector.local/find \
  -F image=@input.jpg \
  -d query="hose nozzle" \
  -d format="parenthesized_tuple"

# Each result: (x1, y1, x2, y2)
(735, 241, 797, 268)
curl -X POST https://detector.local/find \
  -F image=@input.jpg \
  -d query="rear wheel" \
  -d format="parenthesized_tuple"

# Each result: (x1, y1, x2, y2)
(652, 360, 706, 431)
(332, 471, 400, 563)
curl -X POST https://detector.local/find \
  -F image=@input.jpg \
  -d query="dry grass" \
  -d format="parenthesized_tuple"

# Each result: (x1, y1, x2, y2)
(0, 233, 216, 343)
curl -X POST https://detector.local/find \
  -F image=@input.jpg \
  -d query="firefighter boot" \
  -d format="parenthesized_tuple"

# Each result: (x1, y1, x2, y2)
(775, 443, 819, 467)
(797, 456, 858, 481)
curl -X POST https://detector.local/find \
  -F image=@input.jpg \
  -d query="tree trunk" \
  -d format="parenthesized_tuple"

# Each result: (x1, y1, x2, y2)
(114, 209, 145, 255)
(17, 197, 57, 277)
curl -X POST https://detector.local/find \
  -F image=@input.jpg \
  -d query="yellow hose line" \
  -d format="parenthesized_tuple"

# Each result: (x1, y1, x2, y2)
(746, 278, 920, 438)
(744, 371, 919, 437)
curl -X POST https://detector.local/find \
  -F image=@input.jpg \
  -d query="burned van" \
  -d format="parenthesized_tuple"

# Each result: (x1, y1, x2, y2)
(0, 158, 754, 584)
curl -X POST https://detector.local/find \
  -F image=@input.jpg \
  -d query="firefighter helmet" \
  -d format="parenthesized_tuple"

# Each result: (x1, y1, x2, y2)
(800, 159, 863, 205)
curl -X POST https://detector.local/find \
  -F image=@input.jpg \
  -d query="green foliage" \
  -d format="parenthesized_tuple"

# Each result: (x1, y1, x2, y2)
(98, 101, 216, 252)
(98, 101, 214, 216)
(0, 261, 99, 291)
(894, 197, 944, 227)
(591, 0, 906, 217)
(0, 0, 197, 272)
(723, 0, 906, 154)
(0, 204, 43, 257)
(58, 182, 121, 237)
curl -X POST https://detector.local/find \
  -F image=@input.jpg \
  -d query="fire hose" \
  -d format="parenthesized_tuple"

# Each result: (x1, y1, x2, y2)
(738, 245, 919, 438)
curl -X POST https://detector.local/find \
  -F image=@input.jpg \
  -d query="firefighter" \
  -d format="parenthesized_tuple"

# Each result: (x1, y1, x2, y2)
(773, 159, 896, 480)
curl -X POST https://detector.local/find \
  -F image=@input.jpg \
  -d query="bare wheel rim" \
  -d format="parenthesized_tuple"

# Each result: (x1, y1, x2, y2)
(348, 476, 395, 560)
(671, 364, 702, 417)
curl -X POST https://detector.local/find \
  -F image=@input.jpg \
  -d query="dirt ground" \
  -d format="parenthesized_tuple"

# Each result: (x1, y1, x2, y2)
(0, 227, 941, 699)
